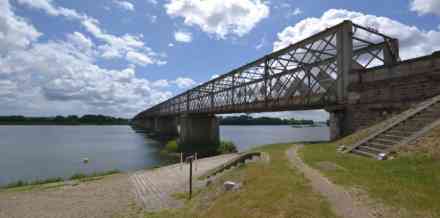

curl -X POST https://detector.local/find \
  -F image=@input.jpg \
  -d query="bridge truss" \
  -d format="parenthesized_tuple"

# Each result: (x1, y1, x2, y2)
(135, 20, 399, 119)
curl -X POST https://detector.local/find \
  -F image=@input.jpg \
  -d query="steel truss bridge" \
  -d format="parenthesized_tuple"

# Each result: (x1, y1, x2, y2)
(134, 20, 399, 120)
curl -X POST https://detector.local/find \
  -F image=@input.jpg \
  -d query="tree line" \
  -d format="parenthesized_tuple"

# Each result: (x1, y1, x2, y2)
(0, 115, 129, 125)
(219, 115, 315, 125)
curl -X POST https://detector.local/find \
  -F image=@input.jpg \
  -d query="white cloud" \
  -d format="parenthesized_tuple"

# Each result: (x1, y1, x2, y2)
(0, 0, 172, 117)
(147, 0, 158, 5)
(165, 0, 270, 39)
(255, 37, 265, 50)
(67, 32, 93, 50)
(172, 77, 197, 89)
(148, 15, 158, 23)
(289, 8, 302, 17)
(113, 0, 135, 11)
(126, 51, 154, 66)
(15, 0, 164, 66)
(273, 9, 440, 60)
(0, 0, 42, 53)
(151, 79, 170, 88)
(16, 0, 84, 19)
(410, 0, 440, 16)
(168, 43, 175, 47)
(174, 30, 192, 43)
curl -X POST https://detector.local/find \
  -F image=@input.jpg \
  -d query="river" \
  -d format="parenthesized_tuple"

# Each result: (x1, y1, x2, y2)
(0, 125, 329, 186)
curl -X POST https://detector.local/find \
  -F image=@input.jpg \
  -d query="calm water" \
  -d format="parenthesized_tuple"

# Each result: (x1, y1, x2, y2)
(0, 125, 329, 185)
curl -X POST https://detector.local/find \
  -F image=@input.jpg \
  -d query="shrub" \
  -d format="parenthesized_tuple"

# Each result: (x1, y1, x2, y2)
(217, 140, 238, 154)
(164, 139, 179, 153)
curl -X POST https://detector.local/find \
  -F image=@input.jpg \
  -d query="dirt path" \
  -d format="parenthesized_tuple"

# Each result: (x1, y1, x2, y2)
(286, 145, 375, 218)
(0, 174, 136, 218)
(130, 153, 238, 211)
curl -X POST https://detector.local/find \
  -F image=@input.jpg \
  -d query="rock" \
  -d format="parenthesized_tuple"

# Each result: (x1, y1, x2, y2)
(223, 181, 241, 191)
(377, 153, 387, 160)
(64, 180, 79, 186)
(337, 145, 347, 152)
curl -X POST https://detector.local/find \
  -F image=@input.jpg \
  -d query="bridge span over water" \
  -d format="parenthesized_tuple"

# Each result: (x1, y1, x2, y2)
(133, 20, 440, 151)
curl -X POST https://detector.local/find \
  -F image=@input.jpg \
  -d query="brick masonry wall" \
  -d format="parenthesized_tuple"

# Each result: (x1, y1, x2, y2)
(332, 52, 440, 138)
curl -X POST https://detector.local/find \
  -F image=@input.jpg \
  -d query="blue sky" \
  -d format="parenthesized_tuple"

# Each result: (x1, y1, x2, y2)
(1, 0, 439, 120)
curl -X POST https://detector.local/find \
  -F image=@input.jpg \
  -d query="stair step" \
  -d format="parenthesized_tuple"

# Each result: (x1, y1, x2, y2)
(358, 145, 386, 154)
(385, 130, 411, 136)
(411, 113, 439, 119)
(392, 125, 423, 132)
(351, 148, 378, 158)
(373, 137, 401, 144)
(365, 141, 393, 149)
(380, 134, 406, 140)
(410, 117, 437, 123)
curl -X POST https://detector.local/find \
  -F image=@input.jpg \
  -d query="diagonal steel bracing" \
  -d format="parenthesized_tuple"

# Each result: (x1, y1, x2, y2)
(134, 20, 399, 120)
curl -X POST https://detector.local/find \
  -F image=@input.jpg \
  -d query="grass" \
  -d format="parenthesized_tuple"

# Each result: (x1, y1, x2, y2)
(69, 169, 120, 181)
(145, 143, 338, 218)
(3, 177, 63, 189)
(1, 169, 121, 191)
(299, 142, 440, 217)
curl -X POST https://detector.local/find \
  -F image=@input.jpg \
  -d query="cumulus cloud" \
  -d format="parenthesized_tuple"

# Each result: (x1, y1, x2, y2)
(113, 0, 135, 11)
(172, 77, 197, 89)
(0, 0, 41, 53)
(15, 0, 164, 66)
(0, 0, 172, 117)
(174, 30, 192, 43)
(273, 9, 440, 60)
(16, 0, 84, 19)
(165, 0, 270, 39)
(410, 0, 440, 16)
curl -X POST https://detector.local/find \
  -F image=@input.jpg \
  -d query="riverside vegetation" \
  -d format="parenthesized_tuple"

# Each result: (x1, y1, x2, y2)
(1, 169, 120, 190)
(163, 140, 238, 157)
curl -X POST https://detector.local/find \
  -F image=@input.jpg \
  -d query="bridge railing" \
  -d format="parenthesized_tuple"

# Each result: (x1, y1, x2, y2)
(134, 20, 399, 120)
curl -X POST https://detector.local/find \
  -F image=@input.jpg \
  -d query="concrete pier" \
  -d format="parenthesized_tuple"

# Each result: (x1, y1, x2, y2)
(178, 114, 220, 155)
(153, 116, 178, 137)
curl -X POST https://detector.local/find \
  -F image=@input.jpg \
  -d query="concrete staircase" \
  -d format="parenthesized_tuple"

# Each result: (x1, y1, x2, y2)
(347, 94, 440, 159)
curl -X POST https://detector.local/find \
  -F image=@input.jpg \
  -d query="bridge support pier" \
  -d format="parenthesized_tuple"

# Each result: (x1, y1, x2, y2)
(327, 110, 346, 141)
(154, 116, 178, 138)
(178, 114, 220, 156)
(131, 117, 155, 132)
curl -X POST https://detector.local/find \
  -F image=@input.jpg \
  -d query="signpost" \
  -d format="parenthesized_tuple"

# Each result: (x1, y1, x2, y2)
(185, 155, 194, 199)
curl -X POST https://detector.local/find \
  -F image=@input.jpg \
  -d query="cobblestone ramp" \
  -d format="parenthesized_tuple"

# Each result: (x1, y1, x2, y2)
(129, 154, 238, 211)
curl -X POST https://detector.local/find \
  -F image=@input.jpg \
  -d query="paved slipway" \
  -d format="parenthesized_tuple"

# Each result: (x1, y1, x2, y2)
(130, 153, 238, 211)
(0, 153, 238, 218)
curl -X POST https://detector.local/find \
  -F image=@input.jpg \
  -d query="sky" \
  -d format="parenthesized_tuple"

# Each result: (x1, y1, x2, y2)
(0, 0, 440, 120)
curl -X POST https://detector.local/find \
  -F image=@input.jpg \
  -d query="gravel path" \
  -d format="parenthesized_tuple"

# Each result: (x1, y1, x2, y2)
(0, 174, 135, 218)
(286, 145, 375, 218)
(0, 153, 239, 217)
(130, 153, 238, 211)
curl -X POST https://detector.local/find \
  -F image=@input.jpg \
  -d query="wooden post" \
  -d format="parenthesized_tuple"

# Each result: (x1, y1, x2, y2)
(180, 152, 183, 171)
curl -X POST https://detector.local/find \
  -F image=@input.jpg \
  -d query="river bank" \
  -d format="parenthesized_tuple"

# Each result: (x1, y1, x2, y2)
(0, 153, 239, 218)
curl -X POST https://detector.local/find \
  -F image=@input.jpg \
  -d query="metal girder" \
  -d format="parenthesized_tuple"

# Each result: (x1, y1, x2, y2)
(133, 20, 400, 119)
